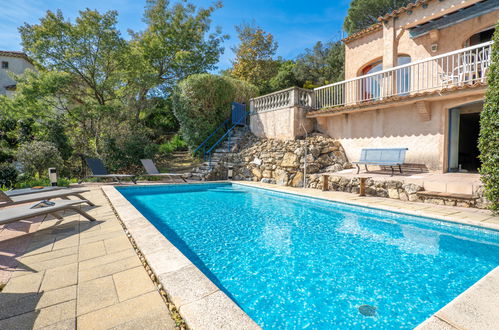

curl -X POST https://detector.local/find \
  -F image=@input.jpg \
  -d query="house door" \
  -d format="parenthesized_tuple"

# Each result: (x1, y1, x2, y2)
(448, 107, 481, 172)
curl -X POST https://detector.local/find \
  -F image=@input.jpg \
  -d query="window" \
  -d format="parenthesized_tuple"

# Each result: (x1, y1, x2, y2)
(358, 55, 412, 101)
(360, 60, 383, 101)
(465, 27, 495, 47)
(1, 61, 8, 69)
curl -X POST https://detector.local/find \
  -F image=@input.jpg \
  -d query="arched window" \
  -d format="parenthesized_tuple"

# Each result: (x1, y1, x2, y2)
(464, 27, 495, 47)
(359, 56, 411, 100)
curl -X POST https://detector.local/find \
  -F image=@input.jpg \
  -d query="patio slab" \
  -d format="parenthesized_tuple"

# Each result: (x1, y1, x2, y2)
(0, 185, 176, 329)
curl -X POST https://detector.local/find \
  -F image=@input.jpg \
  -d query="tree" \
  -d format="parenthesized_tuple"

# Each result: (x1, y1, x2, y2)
(127, 0, 228, 118)
(478, 24, 499, 213)
(230, 23, 279, 94)
(294, 41, 344, 88)
(344, 0, 415, 35)
(269, 61, 302, 92)
(12, 1, 227, 172)
(16, 141, 63, 178)
(19, 9, 127, 154)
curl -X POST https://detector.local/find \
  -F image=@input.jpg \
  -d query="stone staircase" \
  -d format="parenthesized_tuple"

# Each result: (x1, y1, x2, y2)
(189, 126, 248, 181)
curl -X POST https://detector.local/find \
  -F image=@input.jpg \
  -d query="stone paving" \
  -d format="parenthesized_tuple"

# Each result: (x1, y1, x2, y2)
(1, 181, 498, 329)
(0, 185, 176, 330)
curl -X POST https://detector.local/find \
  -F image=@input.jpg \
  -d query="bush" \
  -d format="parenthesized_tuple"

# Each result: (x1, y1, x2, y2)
(173, 74, 258, 149)
(159, 134, 187, 155)
(479, 24, 499, 213)
(0, 163, 18, 188)
(14, 176, 76, 189)
(100, 124, 158, 172)
(16, 141, 63, 178)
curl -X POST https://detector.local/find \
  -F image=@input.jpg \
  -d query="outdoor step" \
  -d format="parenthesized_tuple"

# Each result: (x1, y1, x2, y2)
(416, 191, 477, 200)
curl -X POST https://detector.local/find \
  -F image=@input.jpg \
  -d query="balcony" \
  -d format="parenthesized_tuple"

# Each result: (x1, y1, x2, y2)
(250, 41, 492, 114)
(316, 41, 492, 110)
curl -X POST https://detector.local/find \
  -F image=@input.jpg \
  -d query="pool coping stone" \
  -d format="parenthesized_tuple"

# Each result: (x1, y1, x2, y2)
(101, 184, 261, 330)
(103, 181, 499, 330)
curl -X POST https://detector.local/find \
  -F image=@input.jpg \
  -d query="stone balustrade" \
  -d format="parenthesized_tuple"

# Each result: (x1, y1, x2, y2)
(250, 87, 314, 113)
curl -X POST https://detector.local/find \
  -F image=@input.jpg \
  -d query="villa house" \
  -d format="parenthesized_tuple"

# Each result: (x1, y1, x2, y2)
(250, 0, 498, 174)
(0, 51, 34, 97)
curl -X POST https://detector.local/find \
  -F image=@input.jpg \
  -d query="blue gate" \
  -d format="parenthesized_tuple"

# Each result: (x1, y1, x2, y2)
(231, 102, 247, 126)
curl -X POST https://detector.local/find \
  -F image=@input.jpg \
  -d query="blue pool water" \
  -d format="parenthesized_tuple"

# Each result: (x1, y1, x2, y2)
(118, 183, 499, 329)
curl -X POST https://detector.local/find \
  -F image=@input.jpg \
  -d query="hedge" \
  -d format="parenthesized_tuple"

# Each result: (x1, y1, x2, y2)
(173, 74, 258, 149)
(478, 24, 499, 212)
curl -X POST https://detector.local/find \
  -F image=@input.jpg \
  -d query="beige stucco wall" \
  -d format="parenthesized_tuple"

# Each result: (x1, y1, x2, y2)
(0, 55, 34, 96)
(344, 1, 498, 79)
(250, 106, 313, 140)
(315, 93, 484, 172)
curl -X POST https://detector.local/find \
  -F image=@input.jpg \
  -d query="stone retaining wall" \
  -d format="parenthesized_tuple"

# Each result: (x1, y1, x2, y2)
(306, 174, 488, 209)
(213, 133, 351, 187)
(209, 132, 488, 209)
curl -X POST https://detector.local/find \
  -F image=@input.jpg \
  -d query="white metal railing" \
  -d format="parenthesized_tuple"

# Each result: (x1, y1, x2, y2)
(250, 87, 314, 113)
(314, 41, 493, 109)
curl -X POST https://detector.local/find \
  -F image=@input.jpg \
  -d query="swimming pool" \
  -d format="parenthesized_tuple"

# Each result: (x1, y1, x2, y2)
(117, 183, 499, 328)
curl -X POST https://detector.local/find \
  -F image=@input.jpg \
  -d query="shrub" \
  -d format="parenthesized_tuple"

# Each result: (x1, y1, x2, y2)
(478, 24, 499, 213)
(16, 141, 63, 178)
(14, 176, 75, 189)
(223, 76, 259, 104)
(0, 163, 18, 188)
(173, 74, 258, 149)
(159, 134, 187, 155)
(100, 124, 158, 172)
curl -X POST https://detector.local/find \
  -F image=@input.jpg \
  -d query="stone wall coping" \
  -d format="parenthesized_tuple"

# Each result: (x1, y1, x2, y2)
(101, 185, 261, 330)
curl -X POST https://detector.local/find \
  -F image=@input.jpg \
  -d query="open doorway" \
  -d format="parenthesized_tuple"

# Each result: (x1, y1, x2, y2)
(448, 102, 482, 173)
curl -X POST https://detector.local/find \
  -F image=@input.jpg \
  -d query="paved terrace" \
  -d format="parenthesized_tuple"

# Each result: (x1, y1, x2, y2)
(0, 184, 177, 330)
(0, 181, 498, 329)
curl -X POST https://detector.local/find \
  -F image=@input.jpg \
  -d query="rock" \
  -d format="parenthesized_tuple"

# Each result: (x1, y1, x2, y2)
(291, 172, 304, 187)
(262, 170, 272, 178)
(320, 146, 338, 154)
(281, 152, 299, 167)
(252, 157, 262, 166)
(274, 169, 289, 186)
(386, 180, 402, 189)
(260, 178, 272, 184)
(324, 164, 343, 173)
(388, 188, 399, 199)
(408, 194, 420, 202)
(251, 168, 262, 180)
(376, 188, 388, 198)
(402, 183, 423, 194)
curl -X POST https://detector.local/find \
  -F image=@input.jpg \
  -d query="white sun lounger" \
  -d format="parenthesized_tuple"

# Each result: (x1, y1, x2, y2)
(140, 159, 187, 182)
(0, 188, 94, 207)
(0, 199, 96, 225)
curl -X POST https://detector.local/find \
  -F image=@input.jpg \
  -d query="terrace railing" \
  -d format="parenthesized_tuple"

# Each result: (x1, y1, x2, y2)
(250, 87, 314, 113)
(314, 41, 493, 109)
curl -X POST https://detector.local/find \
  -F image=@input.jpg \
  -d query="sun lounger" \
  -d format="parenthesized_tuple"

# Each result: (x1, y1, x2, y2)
(352, 148, 408, 176)
(79, 158, 137, 184)
(0, 199, 96, 225)
(5, 186, 65, 197)
(140, 159, 187, 182)
(0, 188, 94, 207)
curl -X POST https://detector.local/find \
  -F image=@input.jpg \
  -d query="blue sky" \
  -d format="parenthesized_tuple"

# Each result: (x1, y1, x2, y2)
(0, 0, 350, 70)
